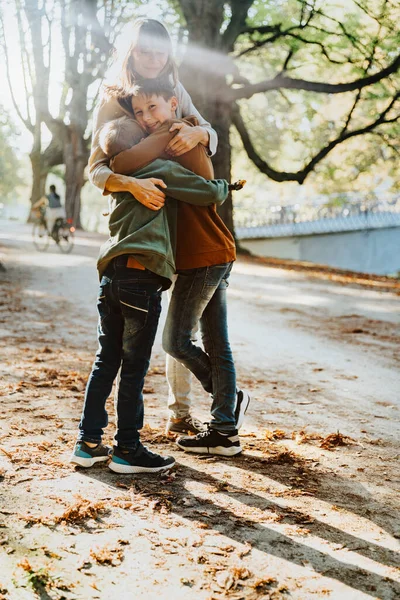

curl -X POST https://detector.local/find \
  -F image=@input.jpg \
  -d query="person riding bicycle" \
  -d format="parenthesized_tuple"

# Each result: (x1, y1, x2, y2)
(32, 185, 66, 240)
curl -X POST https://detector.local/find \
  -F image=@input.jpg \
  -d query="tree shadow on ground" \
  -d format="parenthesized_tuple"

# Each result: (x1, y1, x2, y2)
(232, 447, 399, 536)
(81, 451, 400, 599)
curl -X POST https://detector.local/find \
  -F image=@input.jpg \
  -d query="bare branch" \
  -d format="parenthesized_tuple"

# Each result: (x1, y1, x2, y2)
(237, 25, 297, 58)
(353, 0, 383, 22)
(373, 130, 400, 158)
(88, 80, 103, 117)
(0, 12, 33, 131)
(339, 17, 385, 137)
(23, 0, 53, 124)
(340, 90, 362, 136)
(221, 0, 254, 52)
(312, 9, 367, 55)
(16, 3, 35, 127)
(238, 23, 282, 37)
(285, 33, 357, 65)
(226, 52, 400, 101)
(233, 93, 400, 184)
(282, 49, 294, 72)
(232, 104, 297, 182)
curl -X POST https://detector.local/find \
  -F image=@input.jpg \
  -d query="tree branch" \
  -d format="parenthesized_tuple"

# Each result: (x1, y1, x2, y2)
(353, 0, 383, 22)
(226, 52, 400, 100)
(232, 93, 400, 184)
(16, 6, 34, 126)
(340, 90, 362, 136)
(0, 12, 33, 132)
(221, 0, 254, 52)
(237, 25, 298, 57)
(285, 32, 357, 65)
(373, 130, 400, 158)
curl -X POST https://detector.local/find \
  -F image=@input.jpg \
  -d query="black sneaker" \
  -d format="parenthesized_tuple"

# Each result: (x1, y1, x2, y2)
(70, 441, 111, 468)
(176, 428, 242, 456)
(108, 443, 175, 474)
(235, 389, 250, 429)
(165, 414, 206, 435)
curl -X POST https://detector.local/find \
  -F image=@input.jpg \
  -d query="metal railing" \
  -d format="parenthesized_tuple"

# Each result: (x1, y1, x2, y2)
(234, 197, 400, 239)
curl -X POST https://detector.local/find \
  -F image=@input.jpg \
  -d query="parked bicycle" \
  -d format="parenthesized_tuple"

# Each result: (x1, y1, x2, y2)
(32, 206, 75, 253)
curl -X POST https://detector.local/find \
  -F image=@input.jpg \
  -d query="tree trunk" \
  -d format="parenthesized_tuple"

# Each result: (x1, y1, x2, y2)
(63, 125, 89, 229)
(178, 0, 235, 232)
(210, 100, 234, 233)
(28, 119, 47, 211)
(179, 66, 235, 233)
(29, 150, 47, 207)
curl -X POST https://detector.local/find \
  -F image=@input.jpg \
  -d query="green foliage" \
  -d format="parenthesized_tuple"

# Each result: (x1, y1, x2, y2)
(233, 0, 400, 194)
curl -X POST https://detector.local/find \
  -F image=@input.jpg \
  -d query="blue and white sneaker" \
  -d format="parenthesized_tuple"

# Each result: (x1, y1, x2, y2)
(109, 443, 175, 474)
(235, 389, 251, 429)
(70, 441, 111, 468)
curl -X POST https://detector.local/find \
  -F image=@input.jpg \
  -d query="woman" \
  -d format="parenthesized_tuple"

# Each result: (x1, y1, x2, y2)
(89, 18, 218, 435)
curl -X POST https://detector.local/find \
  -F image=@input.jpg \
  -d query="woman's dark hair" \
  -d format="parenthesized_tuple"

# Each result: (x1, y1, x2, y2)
(104, 19, 178, 100)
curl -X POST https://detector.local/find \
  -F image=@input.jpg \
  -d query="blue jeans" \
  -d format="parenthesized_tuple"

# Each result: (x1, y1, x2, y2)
(162, 262, 236, 432)
(78, 259, 166, 448)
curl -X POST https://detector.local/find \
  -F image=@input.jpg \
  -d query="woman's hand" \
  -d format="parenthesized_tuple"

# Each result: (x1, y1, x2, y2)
(105, 173, 166, 211)
(165, 124, 209, 157)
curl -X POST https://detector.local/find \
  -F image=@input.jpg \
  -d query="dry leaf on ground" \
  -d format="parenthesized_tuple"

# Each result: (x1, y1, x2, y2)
(319, 431, 356, 450)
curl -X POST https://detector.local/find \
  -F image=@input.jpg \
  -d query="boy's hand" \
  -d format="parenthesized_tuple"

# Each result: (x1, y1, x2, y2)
(166, 124, 209, 156)
(228, 180, 247, 191)
(105, 173, 166, 211)
(130, 178, 167, 211)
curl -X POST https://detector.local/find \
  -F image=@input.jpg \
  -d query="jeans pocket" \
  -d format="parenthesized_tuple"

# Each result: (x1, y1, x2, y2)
(200, 263, 231, 298)
(119, 288, 149, 333)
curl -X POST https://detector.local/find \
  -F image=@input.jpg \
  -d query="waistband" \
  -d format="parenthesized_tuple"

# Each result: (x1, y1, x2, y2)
(113, 254, 141, 268)
(104, 255, 171, 290)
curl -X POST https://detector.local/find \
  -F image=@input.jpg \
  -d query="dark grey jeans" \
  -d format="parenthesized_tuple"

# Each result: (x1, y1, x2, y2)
(162, 262, 236, 432)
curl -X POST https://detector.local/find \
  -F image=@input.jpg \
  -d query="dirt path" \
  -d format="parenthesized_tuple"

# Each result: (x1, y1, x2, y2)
(0, 221, 399, 600)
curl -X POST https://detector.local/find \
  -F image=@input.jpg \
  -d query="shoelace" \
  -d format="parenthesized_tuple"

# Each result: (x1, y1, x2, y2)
(140, 444, 164, 459)
(194, 428, 213, 440)
(186, 416, 204, 429)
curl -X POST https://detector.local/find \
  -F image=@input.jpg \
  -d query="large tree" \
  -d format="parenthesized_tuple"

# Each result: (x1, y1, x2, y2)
(2, 0, 399, 232)
(0, 0, 132, 225)
(176, 0, 400, 232)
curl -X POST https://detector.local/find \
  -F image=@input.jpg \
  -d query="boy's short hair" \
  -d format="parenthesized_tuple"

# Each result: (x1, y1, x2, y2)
(99, 116, 144, 158)
(133, 78, 175, 102)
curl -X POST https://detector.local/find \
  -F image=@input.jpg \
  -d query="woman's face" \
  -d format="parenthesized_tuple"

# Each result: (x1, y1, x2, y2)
(132, 37, 169, 79)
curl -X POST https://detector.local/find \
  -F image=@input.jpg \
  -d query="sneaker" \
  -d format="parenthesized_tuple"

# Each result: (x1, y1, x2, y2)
(70, 441, 111, 468)
(235, 389, 250, 429)
(176, 427, 242, 456)
(108, 443, 175, 474)
(166, 414, 206, 435)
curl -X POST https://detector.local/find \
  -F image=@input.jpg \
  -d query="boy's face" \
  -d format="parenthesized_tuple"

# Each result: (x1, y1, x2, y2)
(131, 94, 178, 133)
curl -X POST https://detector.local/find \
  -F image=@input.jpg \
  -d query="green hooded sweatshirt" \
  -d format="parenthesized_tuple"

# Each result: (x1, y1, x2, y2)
(97, 159, 228, 281)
